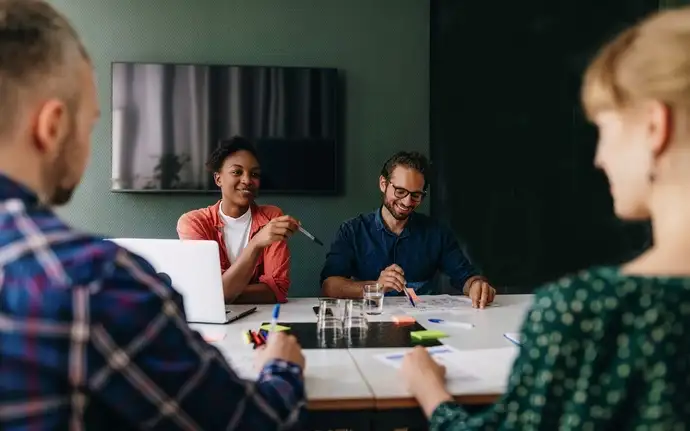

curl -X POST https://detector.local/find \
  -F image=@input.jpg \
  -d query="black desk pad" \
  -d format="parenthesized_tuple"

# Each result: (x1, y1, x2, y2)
(260, 321, 443, 349)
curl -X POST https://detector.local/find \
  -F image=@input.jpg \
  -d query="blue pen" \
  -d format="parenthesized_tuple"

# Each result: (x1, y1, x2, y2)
(268, 304, 281, 338)
(428, 318, 473, 329)
(402, 287, 416, 307)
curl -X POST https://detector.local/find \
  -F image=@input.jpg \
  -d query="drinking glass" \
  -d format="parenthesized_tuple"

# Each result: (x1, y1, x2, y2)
(343, 299, 369, 329)
(317, 298, 344, 331)
(363, 283, 384, 315)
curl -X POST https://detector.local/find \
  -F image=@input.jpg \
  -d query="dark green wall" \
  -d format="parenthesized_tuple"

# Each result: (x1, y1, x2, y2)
(662, 0, 690, 6)
(50, 0, 429, 296)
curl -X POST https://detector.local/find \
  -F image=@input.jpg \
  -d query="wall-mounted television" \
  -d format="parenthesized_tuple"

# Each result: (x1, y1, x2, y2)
(111, 62, 340, 194)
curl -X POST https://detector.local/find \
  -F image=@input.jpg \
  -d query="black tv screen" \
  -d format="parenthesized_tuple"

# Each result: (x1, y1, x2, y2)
(111, 62, 340, 194)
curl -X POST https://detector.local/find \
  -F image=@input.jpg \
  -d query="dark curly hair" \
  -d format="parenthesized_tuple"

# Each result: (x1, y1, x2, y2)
(205, 136, 259, 173)
(380, 151, 430, 191)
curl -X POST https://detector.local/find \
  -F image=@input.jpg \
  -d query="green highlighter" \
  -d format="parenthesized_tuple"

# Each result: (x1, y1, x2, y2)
(410, 330, 448, 340)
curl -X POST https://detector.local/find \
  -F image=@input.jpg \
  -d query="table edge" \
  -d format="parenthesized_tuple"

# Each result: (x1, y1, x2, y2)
(308, 398, 376, 411)
(374, 393, 500, 409)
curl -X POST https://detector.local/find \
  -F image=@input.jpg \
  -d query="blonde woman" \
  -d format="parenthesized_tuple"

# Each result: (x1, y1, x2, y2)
(400, 7, 690, 429)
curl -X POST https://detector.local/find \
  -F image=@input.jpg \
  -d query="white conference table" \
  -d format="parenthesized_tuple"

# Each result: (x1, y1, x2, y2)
(190, 294, 533, 412)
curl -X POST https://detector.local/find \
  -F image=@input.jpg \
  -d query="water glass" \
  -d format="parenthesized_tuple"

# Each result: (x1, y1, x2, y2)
(317, 298, 344, 331)
(317, 325, 344, 348)
(363, 283, 384, 315)
(343, 299, 369, 329)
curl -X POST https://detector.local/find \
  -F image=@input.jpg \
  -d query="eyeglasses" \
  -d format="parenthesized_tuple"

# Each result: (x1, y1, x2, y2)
(387, 181, 427, 202)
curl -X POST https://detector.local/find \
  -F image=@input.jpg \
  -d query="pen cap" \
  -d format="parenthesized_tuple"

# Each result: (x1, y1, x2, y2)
(272, 304, 281, 320)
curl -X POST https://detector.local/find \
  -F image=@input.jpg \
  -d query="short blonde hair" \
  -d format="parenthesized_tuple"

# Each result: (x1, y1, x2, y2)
(0, 0, 88, 137)
(581, 6, 690, 121)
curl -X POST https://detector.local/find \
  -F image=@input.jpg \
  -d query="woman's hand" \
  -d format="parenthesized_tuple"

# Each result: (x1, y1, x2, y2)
(249, 215, 300, 249)
(400, 346, 454, 418)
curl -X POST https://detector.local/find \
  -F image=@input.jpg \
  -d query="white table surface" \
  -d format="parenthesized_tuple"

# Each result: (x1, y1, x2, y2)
(191, 298, 374, 408)
(189, 294, 533, 409)
(348, 295, 531, 405)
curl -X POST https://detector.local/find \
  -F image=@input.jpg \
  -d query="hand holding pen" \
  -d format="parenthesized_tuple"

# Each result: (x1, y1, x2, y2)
(251, 215, 324, 248)
(250, 215, 300, 249)
(377, 264, 406, 293)
(254, 332, 306, 373)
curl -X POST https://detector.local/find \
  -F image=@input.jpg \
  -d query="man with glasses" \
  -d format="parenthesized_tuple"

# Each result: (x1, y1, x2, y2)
(320, 151, 496, 308)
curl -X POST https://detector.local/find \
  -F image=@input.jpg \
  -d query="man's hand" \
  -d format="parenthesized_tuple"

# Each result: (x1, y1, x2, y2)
(376, 264, 406, 292)
(466, 278, 496, 309)
(400, 346, 453, 418)
(254, 332, 306, 372)
(249, 215, 300, 249)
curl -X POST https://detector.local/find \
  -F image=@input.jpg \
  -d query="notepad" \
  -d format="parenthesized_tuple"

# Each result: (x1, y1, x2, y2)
(259, 323, 290, 332)
(410, 330, 448, 340)
(392, 315, 416, 324)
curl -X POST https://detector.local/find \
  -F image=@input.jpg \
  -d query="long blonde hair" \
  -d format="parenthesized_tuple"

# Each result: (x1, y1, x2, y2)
(581, 6, 690, 122)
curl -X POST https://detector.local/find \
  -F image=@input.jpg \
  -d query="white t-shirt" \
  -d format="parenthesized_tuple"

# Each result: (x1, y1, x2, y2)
(219, 203, 252, 264)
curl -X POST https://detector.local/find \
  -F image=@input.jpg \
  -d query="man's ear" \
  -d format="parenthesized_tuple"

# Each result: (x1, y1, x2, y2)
(34, 99, 70, 158)
(214, 172, 222, 187)
(379, 175, 387, 193)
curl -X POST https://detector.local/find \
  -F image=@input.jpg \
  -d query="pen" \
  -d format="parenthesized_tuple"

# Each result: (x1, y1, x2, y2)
(269, 304, 281, 338)
(298, 225, 324, 246)
(402, 287, 416, 307)
(428, 318, 474, 329)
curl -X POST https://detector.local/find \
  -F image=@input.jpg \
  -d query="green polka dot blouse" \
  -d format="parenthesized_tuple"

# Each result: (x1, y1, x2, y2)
(430, 266, 690, 430)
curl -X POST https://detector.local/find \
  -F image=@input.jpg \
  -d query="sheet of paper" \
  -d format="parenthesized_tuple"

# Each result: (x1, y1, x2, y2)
(388, 294, 499, 314)
(454, 347, 519, 385)
(400, 294, 469, 313)
(374, 345, 480, 382)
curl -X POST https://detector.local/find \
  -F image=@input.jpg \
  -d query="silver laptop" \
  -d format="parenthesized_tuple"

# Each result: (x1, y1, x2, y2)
(108, 238, 255, 324)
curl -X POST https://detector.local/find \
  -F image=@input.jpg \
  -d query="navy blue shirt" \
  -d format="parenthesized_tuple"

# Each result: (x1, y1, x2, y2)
(320, 208, 479, 295)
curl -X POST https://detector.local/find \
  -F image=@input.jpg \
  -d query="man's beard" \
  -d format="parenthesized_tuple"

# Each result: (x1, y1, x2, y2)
(383, 198, 410, 221)
(50, 183, 76, 206)
(44, 136, 77, 206)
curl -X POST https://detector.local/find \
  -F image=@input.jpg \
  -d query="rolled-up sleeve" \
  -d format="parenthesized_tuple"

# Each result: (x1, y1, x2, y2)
(176, 212, 207, 240)
(320, 223, 356, 284)
(259, 240, 291, 303)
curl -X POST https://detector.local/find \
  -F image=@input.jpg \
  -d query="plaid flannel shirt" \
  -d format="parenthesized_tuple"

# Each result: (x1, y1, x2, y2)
(0, 174, 306, 430)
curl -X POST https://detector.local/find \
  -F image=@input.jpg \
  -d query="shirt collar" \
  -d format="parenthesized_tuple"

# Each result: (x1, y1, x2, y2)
(375, 206, 412, 238)
(0, 173, 40, 206)
(213, 200, 262, 228)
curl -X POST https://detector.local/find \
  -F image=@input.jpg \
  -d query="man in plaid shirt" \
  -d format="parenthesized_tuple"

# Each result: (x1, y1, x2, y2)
(0, 1, 307, 429)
